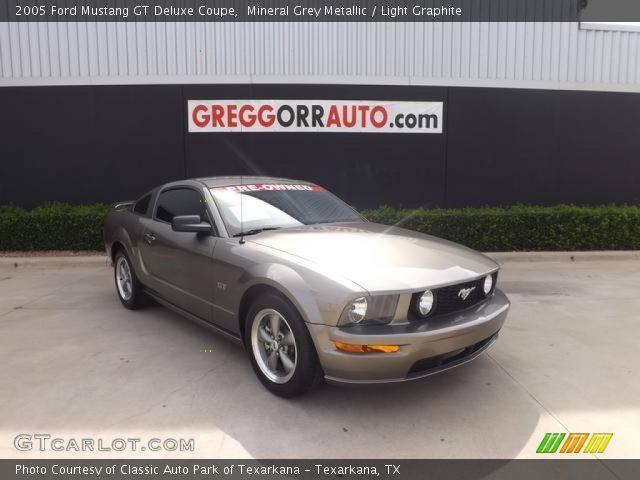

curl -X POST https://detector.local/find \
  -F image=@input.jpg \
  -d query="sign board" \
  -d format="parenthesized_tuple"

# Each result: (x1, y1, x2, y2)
(188, 100, 443, 133)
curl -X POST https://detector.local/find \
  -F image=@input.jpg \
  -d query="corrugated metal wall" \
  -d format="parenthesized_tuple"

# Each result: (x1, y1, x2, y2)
(1, 22, 639, 91)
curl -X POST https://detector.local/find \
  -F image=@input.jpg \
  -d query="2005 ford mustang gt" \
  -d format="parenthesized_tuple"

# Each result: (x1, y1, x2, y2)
(104, 176, 510, 397)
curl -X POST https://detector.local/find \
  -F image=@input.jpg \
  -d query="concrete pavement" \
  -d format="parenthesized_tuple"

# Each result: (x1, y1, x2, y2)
(0, 254, 638, 459)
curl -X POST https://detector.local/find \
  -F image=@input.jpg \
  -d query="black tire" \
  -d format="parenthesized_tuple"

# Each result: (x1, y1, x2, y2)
(244, 292, 324, 398)
(113, 250, 148, 310)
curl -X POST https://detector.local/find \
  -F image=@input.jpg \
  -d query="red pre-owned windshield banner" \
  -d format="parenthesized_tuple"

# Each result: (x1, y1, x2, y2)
(189, 100, 443, 134)
(211, 184, 325, 192)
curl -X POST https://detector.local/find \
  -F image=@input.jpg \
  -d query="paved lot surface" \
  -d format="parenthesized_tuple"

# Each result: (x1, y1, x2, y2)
(0, 255, 638, 459)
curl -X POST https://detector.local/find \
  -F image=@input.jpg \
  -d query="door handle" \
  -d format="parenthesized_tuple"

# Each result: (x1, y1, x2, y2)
(144, 233, 156, 244)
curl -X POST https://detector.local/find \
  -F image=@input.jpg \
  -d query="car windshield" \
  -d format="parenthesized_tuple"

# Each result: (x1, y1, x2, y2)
(210, 183, 362, 236)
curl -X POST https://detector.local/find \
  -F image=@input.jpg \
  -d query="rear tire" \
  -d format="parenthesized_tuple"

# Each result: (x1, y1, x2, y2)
(244, 292, 323, 397)
(114, 250, 148, 310)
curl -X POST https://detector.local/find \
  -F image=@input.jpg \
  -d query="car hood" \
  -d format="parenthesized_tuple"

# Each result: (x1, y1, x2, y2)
(248, 222, 498, 292)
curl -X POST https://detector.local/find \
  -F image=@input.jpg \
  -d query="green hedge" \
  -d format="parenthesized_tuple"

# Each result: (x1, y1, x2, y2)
(0, 203, 639, 252)
(362, 205, 640, 251)
(0, 203, 110, 251)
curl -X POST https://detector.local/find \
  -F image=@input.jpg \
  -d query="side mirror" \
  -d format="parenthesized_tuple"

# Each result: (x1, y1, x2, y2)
(171, 215, 212, 233)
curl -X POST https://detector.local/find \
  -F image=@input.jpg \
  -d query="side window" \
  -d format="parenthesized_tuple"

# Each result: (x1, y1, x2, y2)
(133, 193, 152, 216)
(155, 188, 208, 223)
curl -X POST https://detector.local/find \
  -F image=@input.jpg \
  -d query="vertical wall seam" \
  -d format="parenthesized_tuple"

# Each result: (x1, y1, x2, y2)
(443, 86, 451, 208)
(180, 85, 188, 179)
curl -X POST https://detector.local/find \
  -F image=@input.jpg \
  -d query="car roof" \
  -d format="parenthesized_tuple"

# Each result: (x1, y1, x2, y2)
(195, 176, 315, 188)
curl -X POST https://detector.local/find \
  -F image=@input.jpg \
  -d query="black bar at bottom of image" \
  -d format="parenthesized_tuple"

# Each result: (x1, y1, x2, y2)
(3, 460, 639, 480)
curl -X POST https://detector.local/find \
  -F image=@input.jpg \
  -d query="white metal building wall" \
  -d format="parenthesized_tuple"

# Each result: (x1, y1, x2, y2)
(0, 22, 639, 92)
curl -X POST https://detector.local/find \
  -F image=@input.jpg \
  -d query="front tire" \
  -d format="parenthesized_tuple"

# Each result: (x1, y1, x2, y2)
(245, 292, 323, 397)
(114, 250, 148, 310)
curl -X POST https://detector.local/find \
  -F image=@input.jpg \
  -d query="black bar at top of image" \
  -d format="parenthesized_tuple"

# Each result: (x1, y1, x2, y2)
(2, 0, 640, 22)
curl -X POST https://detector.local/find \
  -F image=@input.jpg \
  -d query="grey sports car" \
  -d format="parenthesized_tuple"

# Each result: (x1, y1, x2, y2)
(104, 176, 510, 397)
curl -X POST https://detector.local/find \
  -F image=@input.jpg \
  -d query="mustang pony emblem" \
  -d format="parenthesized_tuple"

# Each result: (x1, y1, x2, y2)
(458, 286, 476, 301)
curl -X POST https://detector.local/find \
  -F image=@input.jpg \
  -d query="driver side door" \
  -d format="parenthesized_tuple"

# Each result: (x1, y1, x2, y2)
(138, 187, 217, 322)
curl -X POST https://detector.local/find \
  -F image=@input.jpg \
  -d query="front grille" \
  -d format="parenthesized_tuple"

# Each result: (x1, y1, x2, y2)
(434, 277, 486, 315)
(410, 273, 497, 320)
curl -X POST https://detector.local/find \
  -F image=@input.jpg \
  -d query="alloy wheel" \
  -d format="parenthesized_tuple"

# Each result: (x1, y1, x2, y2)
(115, 256, 133, 301)
(250, 308, 298, 384)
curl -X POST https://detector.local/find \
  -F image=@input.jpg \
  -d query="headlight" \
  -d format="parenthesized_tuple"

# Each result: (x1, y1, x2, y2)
(418, 290, 434, 316)
(348, 296, 368, 324)
(483, 274, 496, 295)
(339, 295, 399, 326)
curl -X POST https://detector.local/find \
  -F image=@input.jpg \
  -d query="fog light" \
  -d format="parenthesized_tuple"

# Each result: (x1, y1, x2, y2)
(483, 274, 494, 295)
(335, 342, 399, 353)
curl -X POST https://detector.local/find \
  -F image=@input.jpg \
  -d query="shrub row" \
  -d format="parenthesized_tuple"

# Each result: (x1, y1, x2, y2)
(362, 205, 640, 251)
(1, 203, 639, 252)
(0, 203, 111, 251)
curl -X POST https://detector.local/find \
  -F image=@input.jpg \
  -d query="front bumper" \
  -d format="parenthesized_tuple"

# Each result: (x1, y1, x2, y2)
(307, 289, 510, 384)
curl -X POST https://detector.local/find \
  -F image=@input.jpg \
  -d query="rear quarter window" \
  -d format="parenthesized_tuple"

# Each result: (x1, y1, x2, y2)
(133, 194, 152, 216)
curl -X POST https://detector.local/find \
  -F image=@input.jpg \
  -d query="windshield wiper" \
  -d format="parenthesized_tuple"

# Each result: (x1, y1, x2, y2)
(233, 227, 281, 237)
(309, 219, 360, 225)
